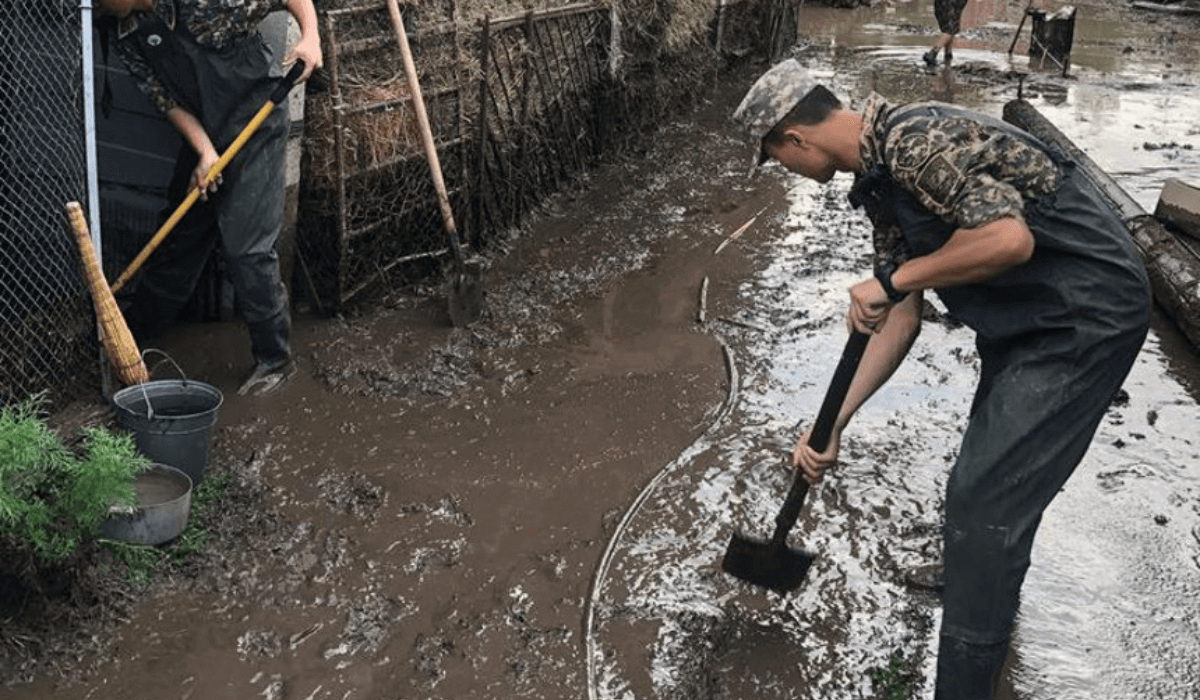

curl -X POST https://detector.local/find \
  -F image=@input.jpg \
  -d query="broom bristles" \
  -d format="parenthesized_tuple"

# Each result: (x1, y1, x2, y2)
(64, 202, 149, 386)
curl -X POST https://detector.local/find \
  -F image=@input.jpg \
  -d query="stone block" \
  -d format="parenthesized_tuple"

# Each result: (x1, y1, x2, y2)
(1154, 178, 1200, 241)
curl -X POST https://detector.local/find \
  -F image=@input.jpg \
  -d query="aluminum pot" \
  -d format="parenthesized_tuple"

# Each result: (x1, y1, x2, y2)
(98, 463, 193, 545)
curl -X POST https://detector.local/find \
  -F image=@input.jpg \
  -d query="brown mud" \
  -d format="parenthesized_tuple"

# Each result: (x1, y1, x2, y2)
(6, 1, 1200, 699)
(3, 63, 769, 699)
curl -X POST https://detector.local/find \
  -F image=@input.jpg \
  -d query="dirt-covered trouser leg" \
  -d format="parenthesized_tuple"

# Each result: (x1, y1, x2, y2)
(117, 183, 220, 346)
(219, 109, 290, 370)
(935, 326, 1146, 699)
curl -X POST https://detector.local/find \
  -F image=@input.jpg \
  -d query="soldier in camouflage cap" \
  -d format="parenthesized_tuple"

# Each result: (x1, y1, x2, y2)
(97, 0, 322, 396)
(732, 58, 826, 173)
(735, 62, 1151, 699)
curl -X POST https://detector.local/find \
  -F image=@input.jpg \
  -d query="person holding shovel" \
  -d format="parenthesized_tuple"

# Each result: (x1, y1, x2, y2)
(733, 59, 1150, 698)
(96, 0, 321, 396)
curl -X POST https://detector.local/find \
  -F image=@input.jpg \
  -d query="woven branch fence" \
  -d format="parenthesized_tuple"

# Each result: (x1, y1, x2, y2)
(296, 0, 785, 311)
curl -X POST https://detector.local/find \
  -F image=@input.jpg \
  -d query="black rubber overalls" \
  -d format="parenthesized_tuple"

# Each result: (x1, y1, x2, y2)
(118, 11, 291, 371)
(849, 104, 1151, 699)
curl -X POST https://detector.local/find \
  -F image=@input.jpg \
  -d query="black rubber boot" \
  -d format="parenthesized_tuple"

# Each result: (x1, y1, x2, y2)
(934, 636, 1009, 700)
(246, 308, 291, 371)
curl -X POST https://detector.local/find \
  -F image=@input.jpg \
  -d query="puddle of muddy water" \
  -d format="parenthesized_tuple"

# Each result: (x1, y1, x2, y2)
(590, 3, 1200, 699)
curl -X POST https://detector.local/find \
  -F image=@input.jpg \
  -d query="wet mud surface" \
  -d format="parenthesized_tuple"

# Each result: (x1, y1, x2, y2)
(6, 2, 1200, 699)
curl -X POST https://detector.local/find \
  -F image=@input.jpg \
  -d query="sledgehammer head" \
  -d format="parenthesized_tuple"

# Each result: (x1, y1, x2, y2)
(721, 532, 814, 594)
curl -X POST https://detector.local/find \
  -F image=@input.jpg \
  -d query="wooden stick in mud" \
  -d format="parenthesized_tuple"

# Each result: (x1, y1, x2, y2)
(718, 316, 770, 334)
(698, 275, 709, 324)
(715, 206, 767, 255)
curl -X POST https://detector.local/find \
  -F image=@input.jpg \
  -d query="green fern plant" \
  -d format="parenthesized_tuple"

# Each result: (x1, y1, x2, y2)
(0, 394, 145, 561)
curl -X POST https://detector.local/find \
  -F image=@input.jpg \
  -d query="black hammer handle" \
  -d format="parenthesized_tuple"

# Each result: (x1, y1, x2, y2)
(770, 330, 871, 546)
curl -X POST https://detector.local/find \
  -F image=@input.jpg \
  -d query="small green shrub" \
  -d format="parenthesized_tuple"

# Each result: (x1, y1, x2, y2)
(167, 468, 230, 560)
(0, 394, 146, 561)
(872, 653, 913, 700)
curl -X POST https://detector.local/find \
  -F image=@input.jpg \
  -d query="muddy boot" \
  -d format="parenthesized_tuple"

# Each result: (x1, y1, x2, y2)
(239, 311, 294, 396)
(923, 48, 940, 66)
(237, 357, 297, 397)
(944, 47, 954, 65)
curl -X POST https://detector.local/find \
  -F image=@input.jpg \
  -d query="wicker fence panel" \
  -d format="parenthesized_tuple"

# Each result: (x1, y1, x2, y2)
(297, 1, 613, 312)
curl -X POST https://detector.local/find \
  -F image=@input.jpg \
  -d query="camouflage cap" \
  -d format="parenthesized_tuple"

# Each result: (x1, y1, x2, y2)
(732, 59, 822, 173)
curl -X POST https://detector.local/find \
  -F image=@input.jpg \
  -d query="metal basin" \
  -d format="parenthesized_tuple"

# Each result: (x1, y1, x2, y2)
(98, 463, 193, 545)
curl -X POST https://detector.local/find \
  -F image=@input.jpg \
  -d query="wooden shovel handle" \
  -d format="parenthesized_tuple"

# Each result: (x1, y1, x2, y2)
(385, 0, 460, 249)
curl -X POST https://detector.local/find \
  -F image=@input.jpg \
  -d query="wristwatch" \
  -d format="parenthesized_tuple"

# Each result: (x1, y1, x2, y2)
(874, 259, 909, 304)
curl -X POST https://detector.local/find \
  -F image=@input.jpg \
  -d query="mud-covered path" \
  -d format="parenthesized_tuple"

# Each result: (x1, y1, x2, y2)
(6, 62, 773, 700)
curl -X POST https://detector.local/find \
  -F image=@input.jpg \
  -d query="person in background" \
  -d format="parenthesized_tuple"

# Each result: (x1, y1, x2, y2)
(96, 0, 321, 396)
(733, 58, 1149, 698)
(924, 0, 968, 66)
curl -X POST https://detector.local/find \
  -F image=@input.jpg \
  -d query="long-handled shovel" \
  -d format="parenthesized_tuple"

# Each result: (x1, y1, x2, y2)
(1008, 0, 1036, 56)
(721, 329, 871, 593)
(386, 0, 484, 326)
(110, 60, 306, 294)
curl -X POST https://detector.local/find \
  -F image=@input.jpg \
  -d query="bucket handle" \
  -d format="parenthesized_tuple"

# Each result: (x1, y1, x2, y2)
(137, 348, 190, 420)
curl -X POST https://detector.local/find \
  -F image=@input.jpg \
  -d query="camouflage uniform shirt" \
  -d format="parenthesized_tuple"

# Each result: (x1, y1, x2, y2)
(112, 0, 288, 115)
(857, 93, 1060, 264)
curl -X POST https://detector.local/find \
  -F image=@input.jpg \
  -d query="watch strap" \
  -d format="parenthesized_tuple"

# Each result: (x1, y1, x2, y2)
(874, 260, 909, 303)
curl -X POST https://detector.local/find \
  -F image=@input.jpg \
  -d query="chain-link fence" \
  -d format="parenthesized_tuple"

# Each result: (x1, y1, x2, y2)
(0, 3, 97, 407)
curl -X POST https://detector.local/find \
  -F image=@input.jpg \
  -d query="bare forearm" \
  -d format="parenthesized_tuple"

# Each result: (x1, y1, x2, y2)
(165, 107, 216, 161)
(891, 217, 1035, 294)
(836, 292, 922, 431)
(286, 0, 319, 39)
(284, 0, 322, 77)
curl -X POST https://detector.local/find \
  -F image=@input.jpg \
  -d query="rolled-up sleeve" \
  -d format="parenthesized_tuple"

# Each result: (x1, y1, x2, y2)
(952, 172, 1026, 229)
(114, 35, 181, 115)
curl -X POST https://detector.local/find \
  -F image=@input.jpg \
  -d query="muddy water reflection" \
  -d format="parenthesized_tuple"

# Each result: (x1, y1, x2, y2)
(591, 2, 1200, 698)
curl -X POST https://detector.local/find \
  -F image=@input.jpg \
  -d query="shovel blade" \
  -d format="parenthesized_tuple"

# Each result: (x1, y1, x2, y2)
(721, 532, 814, 594)
(448, 262, 484, 327)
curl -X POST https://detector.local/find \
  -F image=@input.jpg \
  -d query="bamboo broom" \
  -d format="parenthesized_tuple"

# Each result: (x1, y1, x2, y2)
(64, 201, 150, 386)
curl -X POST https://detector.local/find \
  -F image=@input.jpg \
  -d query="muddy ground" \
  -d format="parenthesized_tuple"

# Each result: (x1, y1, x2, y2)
(3, 57, 767, 699)
(5, 1, 1200, 699)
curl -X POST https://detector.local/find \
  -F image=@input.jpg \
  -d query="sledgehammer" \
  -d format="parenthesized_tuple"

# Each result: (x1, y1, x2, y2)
(721, 330, 870, 593)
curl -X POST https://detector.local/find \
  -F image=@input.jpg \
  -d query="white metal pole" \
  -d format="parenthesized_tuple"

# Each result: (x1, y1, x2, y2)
(80, 0, 103, 264)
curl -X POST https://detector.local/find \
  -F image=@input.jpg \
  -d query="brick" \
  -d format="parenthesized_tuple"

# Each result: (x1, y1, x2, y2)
(1154, 178, 1200, 241)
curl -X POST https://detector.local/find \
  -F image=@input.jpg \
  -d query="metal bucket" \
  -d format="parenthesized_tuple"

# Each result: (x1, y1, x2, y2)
(111, 379, 223, 485)
(1029, 5, 1077, 73)
(98, 463, 193, 546)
